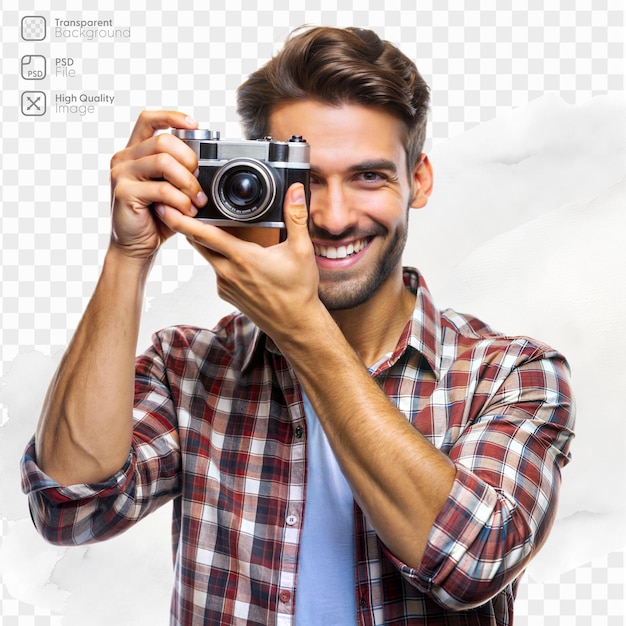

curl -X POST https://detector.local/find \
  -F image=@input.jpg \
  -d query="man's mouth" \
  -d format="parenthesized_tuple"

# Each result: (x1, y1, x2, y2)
(313, 238, 371, 260)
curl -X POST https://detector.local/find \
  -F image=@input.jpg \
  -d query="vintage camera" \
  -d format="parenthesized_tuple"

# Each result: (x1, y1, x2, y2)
(172, 129, 310, 228)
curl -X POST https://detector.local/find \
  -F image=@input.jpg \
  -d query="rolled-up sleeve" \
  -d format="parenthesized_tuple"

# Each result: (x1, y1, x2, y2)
(21, 334, 182, 546)
(386, 346, 575, 610)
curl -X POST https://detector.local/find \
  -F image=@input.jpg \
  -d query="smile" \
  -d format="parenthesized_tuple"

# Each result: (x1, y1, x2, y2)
(313, 238, 370, 260)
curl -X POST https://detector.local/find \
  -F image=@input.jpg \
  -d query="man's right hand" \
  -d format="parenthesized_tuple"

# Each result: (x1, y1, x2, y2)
(35, 110, 205, 485)
(108, 110, 208, 263)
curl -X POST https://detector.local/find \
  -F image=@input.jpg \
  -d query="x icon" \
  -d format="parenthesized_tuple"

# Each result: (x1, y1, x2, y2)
(27, 96, 41, 110)
(21, 91, 46, 116)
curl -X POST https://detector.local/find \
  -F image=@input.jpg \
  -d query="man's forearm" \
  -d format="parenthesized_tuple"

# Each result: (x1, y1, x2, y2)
(276, 313, 457, 571)
(35, 247, 152, 486)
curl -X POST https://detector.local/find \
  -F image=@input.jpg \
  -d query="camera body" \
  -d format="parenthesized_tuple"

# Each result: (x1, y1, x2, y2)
(172, 129, 310, 228)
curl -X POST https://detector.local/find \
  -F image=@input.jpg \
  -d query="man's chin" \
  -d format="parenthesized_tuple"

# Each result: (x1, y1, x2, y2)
(318, 277, 377, 312)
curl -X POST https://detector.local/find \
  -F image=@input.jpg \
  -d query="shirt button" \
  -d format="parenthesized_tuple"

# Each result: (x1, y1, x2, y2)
(286, 513, 298, 526)
(294, 425, 304, 439)
(279, 590, 291, 603)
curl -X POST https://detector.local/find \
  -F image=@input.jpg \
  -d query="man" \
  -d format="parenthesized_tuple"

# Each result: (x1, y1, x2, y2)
(22, 26, 574, 625)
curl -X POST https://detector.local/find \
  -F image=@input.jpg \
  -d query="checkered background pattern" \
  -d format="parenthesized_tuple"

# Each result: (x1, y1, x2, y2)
(1, 0, 624, 623)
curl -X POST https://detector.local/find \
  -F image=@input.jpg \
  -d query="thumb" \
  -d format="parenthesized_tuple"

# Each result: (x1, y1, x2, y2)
(284, 183, 309, 230)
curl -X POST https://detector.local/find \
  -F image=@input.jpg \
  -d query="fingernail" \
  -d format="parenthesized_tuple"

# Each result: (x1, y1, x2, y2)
(154, 203, 165, 217)
(291, 184, 305, 205)
(197, 191, 208, 206)
(185, 116, 198, 126)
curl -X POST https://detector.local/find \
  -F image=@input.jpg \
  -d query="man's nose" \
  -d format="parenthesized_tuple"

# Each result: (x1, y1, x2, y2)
(308, 183, 357, 236)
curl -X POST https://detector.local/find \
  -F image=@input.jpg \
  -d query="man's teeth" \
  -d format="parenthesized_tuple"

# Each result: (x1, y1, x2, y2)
(314, 238, 368, 259)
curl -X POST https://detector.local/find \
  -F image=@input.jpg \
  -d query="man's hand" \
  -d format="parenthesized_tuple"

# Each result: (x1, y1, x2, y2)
(36, 110, 207, 485)
(109, 110, 207, 263)
(155, 183, 326, 339)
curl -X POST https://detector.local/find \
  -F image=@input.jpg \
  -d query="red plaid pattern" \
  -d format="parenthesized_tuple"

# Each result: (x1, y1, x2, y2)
(21, 268, 574, 625)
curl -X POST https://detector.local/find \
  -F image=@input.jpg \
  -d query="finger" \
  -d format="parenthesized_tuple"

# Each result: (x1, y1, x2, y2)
(114, 153, 206, 209)
(114, 131, 200, 174)
(152, 204, 177, 238)
(116, 179, 200, 217)
(126, 110, 198, 148)
(186, 236, 228, 266)
(283, 183, 311, 251)
(156, 203, 244, 260)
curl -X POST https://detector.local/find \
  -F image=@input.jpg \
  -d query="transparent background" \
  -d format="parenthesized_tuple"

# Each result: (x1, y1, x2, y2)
(1, 1, 624, 624)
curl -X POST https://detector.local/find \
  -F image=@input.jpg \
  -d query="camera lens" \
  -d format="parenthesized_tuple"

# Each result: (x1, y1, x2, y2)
(212, 158, 279, 222)
(225, 172, 262, 207)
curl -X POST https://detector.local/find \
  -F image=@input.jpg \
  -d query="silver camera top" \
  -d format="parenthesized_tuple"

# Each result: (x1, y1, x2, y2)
(171, 128, 310, 168)
(172, 129, 221, 140)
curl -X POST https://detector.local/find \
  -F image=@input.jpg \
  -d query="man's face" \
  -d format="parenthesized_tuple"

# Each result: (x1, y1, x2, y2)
(269, 101, 430, 311)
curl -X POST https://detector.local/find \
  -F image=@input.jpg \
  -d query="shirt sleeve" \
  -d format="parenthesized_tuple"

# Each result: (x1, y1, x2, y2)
(20, 332, 182, 546)
(387, 343, 575, 610)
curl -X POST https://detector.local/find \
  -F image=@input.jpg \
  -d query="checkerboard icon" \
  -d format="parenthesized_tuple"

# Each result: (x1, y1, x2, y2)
(21, 16, 47, 41)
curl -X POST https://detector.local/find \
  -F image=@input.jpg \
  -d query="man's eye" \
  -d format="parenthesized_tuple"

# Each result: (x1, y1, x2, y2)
(358, 172, 387, 184)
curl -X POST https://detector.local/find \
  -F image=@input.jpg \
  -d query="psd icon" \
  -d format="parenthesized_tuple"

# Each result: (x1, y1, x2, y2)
(21, 55, 47, 80)
(21, 15, 47, 41)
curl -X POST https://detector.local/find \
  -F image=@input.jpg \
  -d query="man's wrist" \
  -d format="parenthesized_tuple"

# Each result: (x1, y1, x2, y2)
(104, 242, 156, 282)
(273, 306, 356, 372)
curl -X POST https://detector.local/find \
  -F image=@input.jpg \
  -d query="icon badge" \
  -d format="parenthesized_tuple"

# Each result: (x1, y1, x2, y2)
(21, 55, 47, 80)
(21, 16, 47, 41)
(21, 91, 47, 116)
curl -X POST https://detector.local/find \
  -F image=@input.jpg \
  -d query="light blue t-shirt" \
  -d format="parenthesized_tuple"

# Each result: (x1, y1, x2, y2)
(295, 390, 357, 625)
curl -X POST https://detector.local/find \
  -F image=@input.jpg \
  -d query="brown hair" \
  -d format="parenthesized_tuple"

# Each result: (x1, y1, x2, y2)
(236, 26, 430, 169)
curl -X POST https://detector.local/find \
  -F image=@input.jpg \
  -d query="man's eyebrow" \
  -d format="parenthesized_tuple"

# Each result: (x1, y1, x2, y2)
(348, 159, 398, 173)
(311, 159, 399, 176)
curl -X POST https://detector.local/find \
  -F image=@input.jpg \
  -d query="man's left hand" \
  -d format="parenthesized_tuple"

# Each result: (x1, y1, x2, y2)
(156, 183, 325, 339)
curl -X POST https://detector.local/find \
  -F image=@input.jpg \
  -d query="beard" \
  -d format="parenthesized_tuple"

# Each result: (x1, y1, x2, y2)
(312, 214, 409, 311)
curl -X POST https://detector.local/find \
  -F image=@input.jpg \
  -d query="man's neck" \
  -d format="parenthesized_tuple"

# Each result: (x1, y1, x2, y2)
(329, 270, 415, 368)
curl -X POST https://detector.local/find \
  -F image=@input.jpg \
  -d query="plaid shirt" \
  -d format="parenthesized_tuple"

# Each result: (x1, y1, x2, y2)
(22, 268, 575, 625)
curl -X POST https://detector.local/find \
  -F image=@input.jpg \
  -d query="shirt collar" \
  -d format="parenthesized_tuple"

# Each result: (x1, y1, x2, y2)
(398, 267, 442, 379)
(242, 267, 442, 379)
(242, 323, 267, 372)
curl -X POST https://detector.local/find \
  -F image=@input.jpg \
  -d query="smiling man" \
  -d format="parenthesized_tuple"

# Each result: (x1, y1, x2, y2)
(22, 26, 574, 625)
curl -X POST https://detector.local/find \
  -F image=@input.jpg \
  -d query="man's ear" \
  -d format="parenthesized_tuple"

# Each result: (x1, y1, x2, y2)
(409, 154, 434, 209)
